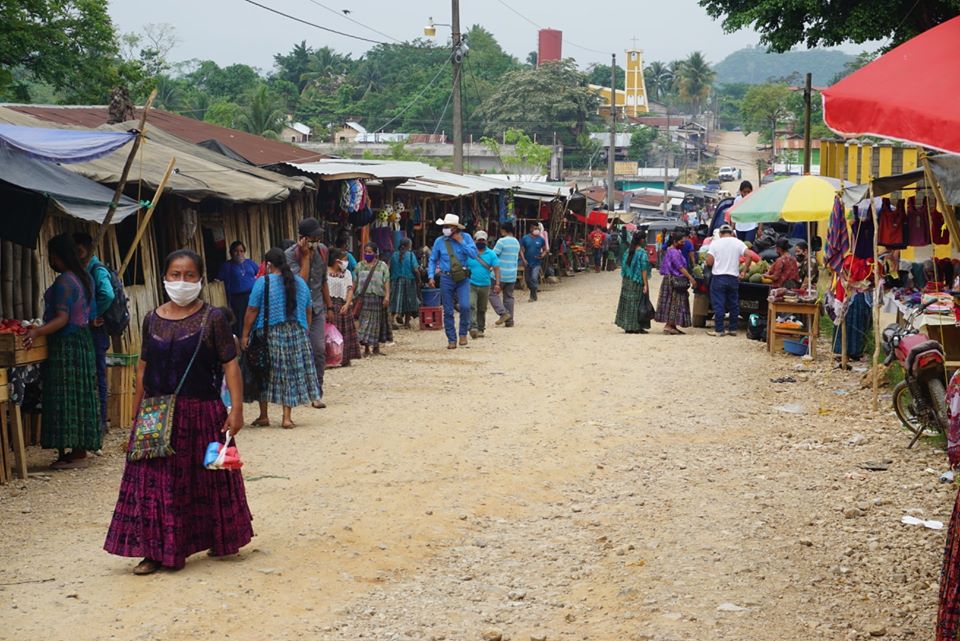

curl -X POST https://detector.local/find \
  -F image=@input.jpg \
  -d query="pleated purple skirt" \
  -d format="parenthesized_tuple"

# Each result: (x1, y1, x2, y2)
(104, 397, 254, 569)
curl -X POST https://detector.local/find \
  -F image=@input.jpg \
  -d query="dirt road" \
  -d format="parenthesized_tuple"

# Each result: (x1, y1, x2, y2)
(0, 271, 953, 641)
(715, 130, 761, 190)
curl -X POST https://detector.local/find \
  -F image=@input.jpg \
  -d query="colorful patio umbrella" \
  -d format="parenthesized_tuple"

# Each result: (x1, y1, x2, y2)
(825, 195, 850, 274)
(822, 16, 960, 154)
(729, 175, 850, 224)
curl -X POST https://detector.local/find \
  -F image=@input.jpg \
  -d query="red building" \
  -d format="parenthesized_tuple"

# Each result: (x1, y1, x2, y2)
(538, 29, 562, 66)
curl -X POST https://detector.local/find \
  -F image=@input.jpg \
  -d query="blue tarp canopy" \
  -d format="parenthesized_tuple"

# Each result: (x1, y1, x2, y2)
(0, 124, 135, 163)
(0, 147, 141, 247)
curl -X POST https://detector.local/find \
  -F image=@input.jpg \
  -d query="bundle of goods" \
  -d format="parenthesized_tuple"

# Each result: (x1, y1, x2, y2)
(340, 179, 367, 213)
(774, 314, 804, 330)
(921, 292, 955, 315)
(0, 319, 40, 335)
(744, 260, 772, 283)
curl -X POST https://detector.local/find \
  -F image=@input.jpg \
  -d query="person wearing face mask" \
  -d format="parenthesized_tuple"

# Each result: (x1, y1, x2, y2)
(285, 218, 333, 409)
(427, 214, 480, 349)
(217, 241, 259, 335)
(242, 248, 319, 428)
(327, 249, 362, 366)
(24, 234, 100, 469)
(105, 249, 251, 575)
(795, 240, 819, 290)
(520, 225, 547, 301)
(465, 231, 500, 339)
(354, 242, 392, 356)
(389, 237, 420, 329)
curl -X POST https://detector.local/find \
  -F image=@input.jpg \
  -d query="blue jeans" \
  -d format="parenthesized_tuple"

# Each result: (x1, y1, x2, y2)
(710, 274, 740, 333)
(91, 325, 109, 431)
(440, 275, 471, 343)
(525, 264, 541, 299)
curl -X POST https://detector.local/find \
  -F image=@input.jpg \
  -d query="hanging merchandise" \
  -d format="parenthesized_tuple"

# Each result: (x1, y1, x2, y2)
(348, 204, 375, 227)
(851, 202, 876, 259)
(907, 196, 932, 246)
(825, 195, 850, 274)
(340, 179, 368, 213)
(930, 199, 951, 245)
(877, 197, 908, 249)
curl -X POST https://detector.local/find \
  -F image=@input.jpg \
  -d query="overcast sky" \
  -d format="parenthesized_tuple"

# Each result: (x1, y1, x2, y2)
(107, 0, 864, 73)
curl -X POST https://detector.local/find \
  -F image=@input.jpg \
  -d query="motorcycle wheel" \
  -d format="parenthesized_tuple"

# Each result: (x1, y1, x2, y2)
(892, 381, 923, 437)
(927, 378, 949, 435)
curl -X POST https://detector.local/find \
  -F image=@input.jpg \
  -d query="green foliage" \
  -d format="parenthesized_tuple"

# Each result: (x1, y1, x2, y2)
(739, 84, 792, 140)
(238, 85, 285, 138)
(628, 126, 658, 164)
(184, 61, 261, 99)
(204, 101, 243, 129)
(644, 61, 673, 102)
(588, 63, 624, 90)
(481, 128, 552, 175)
(712, 46, 858, 86)
(474, 60, 599, 145)
(0, 0, 126, 102)
(699, 0, 960, 52)
(677, 51, 715, 114)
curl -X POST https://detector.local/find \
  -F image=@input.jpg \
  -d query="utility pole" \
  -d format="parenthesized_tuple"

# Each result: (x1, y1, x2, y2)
(607, 53, 616, 211)
(451, 0, 463, 174)
(662, 108, 670, 213)
(802, 72, 813, 175)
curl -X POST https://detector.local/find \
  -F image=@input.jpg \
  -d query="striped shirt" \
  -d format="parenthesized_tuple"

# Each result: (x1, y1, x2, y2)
(493, 236, 521, 284)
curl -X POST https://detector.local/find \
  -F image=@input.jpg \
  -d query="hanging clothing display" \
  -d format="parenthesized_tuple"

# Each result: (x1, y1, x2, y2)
(851, 203, 875, 259)
(825, 196, 850, 273)
(931, 201, 951, 245)
(907, 196, 932, 246)
(340, 179, 367, 213)
(877, 198, 908, 249)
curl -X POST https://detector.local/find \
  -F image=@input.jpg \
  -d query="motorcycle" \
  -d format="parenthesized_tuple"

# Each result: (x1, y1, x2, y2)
(882, 301, 950, 447)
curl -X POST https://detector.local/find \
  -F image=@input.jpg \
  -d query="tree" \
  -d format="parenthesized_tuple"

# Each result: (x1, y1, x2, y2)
(678, 51, 715, 115)
(526, 51, 538, 66)
(474, 60, 599, 144)
(186, 61, 262, 99)
(274, 40, 313, 92)
(480, 128, 552, 177)
(204, 101, 243, 128)
(699, 0, 960, 53)
(830, 51, 877, 84)
(0, 0, 125, 101)
(739, 83, 791, 144)
(628, 126, 658, 165)
(644, 61, 673, 102)
(121, 23, 179, 77)
(237, 86, 285, 138)
(588, 63, 624, 90)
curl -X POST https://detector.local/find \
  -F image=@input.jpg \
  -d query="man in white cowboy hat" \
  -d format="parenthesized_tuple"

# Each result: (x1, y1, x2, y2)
(427, 214, 480, 349)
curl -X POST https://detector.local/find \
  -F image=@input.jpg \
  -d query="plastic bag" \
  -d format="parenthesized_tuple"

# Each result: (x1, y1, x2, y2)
(204, 434, 243, 470)
(325, 321, 344, 368)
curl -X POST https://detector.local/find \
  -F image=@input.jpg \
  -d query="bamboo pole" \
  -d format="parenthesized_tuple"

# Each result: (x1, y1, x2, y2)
(920, 154, 960, 253)
(94, 88, 157, 250)
(870, 187, 881, 411)
(118, 157, 176, 275)
(1, 241, 12, 318)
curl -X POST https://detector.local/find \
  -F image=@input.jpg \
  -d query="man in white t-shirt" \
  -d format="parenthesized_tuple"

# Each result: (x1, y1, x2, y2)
(733, 181, 759, 242)
(705, 224, 753, 336)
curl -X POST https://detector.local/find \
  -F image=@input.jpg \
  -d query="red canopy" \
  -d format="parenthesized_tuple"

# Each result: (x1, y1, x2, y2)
(822, 16, 960, 154)
(572, 210, 609, 227)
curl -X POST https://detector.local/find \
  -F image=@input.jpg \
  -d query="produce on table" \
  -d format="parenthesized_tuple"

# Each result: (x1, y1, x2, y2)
(0, 319, 41, 336)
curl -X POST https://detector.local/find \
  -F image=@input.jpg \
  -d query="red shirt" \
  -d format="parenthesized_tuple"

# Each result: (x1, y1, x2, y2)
(767, 253, 800, 288)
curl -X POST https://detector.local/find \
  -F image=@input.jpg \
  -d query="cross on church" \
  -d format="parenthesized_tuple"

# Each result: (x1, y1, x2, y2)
(630, 36, 640, 50)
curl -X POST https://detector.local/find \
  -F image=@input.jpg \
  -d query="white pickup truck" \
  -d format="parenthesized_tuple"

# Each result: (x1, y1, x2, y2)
(718, 166, 738, 182)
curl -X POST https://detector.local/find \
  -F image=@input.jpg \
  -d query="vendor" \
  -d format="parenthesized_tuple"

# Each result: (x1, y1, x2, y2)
(795, 241, 819, 289)
(764, 238, 800, 288)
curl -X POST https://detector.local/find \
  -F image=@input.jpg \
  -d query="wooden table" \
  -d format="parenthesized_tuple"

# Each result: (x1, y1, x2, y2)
(0, 368, 28, 485)
(767, 300, 821, 359)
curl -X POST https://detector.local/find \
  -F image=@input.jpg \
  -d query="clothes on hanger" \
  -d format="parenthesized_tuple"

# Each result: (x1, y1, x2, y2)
(907, 196, 932, 246)
(877, 197, 908, 249)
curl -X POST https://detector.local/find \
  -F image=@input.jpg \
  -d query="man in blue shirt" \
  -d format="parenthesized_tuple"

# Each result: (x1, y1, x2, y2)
(490, 222, 520, 327)
(520, 225, 547, 301)
(217, 240, 260, 334)
(465, 231, 500, 339)
(427, 214, 479, 349)
(74, 233, 116, 435)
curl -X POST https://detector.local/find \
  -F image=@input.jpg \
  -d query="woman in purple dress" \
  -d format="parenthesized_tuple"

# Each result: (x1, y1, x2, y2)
(654, 233, 697, 335)
(104, 249, 252, 575)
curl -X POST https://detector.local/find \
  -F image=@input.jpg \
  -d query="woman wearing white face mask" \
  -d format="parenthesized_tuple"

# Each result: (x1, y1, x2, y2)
(105, 249, 252, 575)
(327, 249, 361, 366)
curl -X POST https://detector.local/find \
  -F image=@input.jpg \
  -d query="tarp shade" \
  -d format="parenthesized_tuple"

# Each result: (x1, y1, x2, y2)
(0, 124, 135, 163)
(0, 185, 47, 248)
(928, 154, 960, 206)
(196, 139, 252, 165)
(0, 146, 140, 228)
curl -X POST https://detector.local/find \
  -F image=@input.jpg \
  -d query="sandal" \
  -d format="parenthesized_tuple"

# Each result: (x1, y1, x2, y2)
(311, 401, 327, 409)
(133, 559, 161, 576)
(281, 422, 295, 429)
(251, 418, 271, 427)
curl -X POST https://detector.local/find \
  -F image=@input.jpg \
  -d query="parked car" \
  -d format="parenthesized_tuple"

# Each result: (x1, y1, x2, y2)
(705, 178, 721, 191)
(718, 166, 738, 181)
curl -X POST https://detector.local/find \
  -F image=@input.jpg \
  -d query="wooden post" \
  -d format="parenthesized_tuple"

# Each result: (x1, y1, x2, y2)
(118, 157, 176, 275)
(94, 89, 157, 250)
(870, 187, 881, 411)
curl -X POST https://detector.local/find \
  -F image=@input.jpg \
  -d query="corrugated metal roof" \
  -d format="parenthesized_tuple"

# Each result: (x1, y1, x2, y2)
(396, 180, 474, 198)
(3, 104, 325, 166)
(283, 159, 437, 180)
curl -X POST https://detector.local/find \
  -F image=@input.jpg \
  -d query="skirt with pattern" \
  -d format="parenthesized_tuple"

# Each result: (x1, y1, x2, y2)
(104, 397, 253, 569)
(41, 327, 101, 451)
(654, 276, 692, 327)
(262, 321, 320, 407)
(357, 294, 390, 346)
(615, 278, 653, 332)
(331, 297, 362, 365)
(390, 277, 420, 315)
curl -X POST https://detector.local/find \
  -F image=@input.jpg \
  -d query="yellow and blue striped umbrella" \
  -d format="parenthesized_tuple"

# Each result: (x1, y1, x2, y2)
(729, 175, 851, 224)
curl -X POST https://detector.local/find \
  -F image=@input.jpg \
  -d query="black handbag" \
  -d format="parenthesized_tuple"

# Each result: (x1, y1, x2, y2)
(246, 275, 271, 383)
(671, 274, 691, 291)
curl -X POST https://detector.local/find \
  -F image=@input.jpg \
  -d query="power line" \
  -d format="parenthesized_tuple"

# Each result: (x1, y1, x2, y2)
(432, 66, 458, 136)
(239, 0, 385, 45)
(491, 0, 611, 57)
(301, 0, 402, 43)
(369, 52, 454, 133)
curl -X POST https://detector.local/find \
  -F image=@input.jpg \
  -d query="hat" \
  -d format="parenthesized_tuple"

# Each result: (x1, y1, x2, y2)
(475, 230, 488, 241)
(435, 213, 466, 229)
(298, 217, 323, 238)
(718, 224, 734, 234)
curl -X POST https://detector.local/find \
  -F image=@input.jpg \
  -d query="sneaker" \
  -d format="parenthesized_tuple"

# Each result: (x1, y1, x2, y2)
(476, 331, 485, 338)
(725, 331, 738, 337)
(706, 330, 724, 337)
(495, 313, 512, 326)
(470, 329, 479, 339)
(459, 336, 468, 346)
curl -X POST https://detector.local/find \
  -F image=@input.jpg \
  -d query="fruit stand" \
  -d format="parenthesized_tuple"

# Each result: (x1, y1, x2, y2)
(0, 324, 47, 484)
